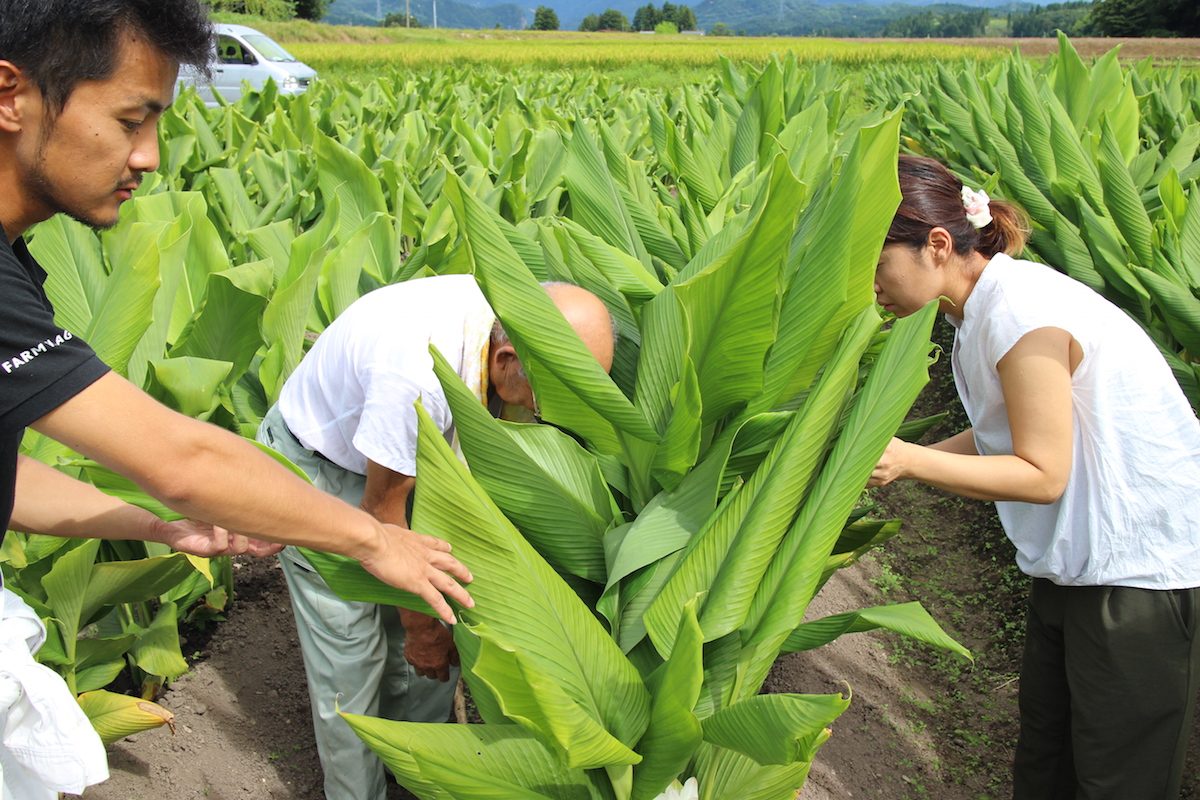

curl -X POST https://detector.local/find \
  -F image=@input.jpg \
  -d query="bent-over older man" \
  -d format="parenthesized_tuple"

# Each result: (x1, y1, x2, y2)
(257, 274, 614, 800)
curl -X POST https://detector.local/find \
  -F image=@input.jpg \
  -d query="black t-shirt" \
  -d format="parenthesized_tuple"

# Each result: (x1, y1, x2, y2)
(1, 224, 110, 539)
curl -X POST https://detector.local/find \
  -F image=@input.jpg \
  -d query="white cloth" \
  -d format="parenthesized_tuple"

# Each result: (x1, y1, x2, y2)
(945, 256, 1200, 587)
(0, 588, 108, 797)
(278, 275, 496, 476)
(949, 253, 1200, 588)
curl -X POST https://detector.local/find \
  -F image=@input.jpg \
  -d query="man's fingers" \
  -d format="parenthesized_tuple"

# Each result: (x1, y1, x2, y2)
(245, 538, 285, 557)
(430, 568, 474, 609)
(414, 533, 453, 552)
(419, 586, 458, 625)
(427, 550, 473, 584)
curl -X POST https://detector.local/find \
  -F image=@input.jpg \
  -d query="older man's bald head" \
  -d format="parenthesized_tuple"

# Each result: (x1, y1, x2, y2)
(487, 282, 615, 411)
(543, 282, 615, 372)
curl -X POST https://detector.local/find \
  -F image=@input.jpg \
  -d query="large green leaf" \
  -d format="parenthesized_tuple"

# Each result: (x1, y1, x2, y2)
(692, 741, 813, 800)
(739, 300, 939, 698)
(630, 597, 705, 800)
(314, 131, 389, 244)
(755, 111, 903, 412)
(674, 156, 801, 423)
(700, 692, 849, 766)
(431, 347, 614, 582)
(781, 602, 971, 660)
(408, 401, 651, 769)
(342, 715, 614, 800)
(643, 306, 878, 658)
(442, 173, 656, 444)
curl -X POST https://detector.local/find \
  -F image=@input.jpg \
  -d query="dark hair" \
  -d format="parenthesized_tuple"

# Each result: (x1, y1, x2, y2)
(0, 0, 213, 114)
(887, 155, 1029, 258)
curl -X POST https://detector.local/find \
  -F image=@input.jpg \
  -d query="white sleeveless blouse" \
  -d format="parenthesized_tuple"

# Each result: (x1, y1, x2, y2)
(950, 253, 1200, 588)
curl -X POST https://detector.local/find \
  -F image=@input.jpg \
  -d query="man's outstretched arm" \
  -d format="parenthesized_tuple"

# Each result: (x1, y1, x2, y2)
(11, 454, 282, 558)
(28, 372, 473, 623)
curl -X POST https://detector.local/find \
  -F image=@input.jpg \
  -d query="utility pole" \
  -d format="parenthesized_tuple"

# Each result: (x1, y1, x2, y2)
(406, 0, 411, 26)
(433, 0, 438, 27)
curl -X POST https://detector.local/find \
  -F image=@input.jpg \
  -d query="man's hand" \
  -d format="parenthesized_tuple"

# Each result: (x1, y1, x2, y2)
(400, 609, 459, 682)
(356, 524, 474, 625)
(157, 519, 284, 558)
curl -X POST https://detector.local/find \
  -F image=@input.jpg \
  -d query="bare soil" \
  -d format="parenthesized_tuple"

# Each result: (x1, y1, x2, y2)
(70, 324, 1200, 800)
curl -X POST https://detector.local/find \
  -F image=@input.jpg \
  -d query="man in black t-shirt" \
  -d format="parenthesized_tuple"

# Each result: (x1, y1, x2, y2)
(1, 4, 475, 793)
(0, 0, 472, 615)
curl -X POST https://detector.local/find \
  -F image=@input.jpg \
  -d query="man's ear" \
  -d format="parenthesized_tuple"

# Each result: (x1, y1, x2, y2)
(0, 61, 26, 133)
(490, 341, 520, 372)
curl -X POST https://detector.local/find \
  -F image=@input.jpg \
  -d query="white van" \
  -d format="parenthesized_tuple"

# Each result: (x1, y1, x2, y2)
(178, 23, 317, 105)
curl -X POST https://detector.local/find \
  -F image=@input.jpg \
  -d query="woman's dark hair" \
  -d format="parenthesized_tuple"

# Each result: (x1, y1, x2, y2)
(886, 155, 1029, 258)
(0, 0, 213, 114)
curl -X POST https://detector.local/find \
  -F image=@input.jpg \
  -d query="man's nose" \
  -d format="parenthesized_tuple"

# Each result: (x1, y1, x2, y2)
(128, 127, 160, 174)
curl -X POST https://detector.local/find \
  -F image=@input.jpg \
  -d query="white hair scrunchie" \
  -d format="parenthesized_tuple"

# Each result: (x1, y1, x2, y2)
(961, 186, 992, 229)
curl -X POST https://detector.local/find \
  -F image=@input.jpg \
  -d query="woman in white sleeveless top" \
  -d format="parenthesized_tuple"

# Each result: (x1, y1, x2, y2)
(869, 155, 1200, 799)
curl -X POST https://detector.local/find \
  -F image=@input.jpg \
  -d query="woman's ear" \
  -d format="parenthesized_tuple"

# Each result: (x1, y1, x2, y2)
(925, 226, 956, 266)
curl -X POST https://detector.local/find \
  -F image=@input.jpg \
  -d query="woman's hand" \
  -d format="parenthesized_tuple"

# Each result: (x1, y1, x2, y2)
(869, 437, 913, 488)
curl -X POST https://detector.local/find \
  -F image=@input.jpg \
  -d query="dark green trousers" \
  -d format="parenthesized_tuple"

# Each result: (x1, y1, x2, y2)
(1013, 578, 1200, 799)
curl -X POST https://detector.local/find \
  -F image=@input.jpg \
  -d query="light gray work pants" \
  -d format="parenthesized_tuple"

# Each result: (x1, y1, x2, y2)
(258, 405, 457, 800)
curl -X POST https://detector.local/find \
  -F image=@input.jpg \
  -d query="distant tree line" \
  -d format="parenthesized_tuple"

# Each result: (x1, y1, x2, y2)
(577, 2, 695, 31)
(632, 2, 698, 31)
(1007, 1, 1094, 36)
(865, 0, 1195, 38)
(881, 8, 989, 37)
(206, 0, 331, 20)
(1089, 0, 1199, 35)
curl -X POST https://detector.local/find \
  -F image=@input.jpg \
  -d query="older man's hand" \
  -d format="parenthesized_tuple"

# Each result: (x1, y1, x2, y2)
(400, 609, 459, 682)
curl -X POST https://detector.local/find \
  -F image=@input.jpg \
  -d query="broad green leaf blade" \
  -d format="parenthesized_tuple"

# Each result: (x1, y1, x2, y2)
(341, 716, 613, 800)
(81, 553, 201, 622)
(410, 401, 651, 768)
(564, 121, 651, 268)
(1132, 266, 1200, 355)
(130, 601, 190, 680)
(146, 357, 232, 420)
(171, 260, 272, 381)
(28, 216, 106, 337)
(314, 132, 389, 244)
(431, 347, 613, 582)
(700, 692, 850, 766)
(756, 112, 903, 412)
(674, 156, 801, 423)
(692, 741, 813, 800)
(781, 602, 971, 661)
(443, 173, 656, 443)
(300, 548, 435, 615)
(630, 598, 705, 800)
(643, 307, 878, 658)
(41, 538, 101, 665)
(740, 300, 938, 698)
(82, 221, 165, 374)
